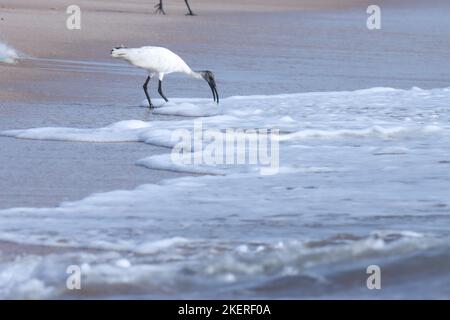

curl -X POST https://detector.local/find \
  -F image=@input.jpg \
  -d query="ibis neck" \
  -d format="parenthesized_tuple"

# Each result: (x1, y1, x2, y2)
(189, 70, 204, 80)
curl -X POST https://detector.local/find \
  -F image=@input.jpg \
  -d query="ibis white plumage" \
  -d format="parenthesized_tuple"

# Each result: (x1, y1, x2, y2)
(111, 46, 219, 108)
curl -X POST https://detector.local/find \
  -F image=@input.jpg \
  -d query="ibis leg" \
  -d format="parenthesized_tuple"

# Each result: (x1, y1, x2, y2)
(154, 0, 166, 14)
(143, 76, 153, 108)
(185, 0, 196, 16)
(158, 80, 169, 103)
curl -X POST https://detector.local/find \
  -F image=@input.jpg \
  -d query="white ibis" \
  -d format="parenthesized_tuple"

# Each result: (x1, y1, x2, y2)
(154, 0, 195, 16)
(111, 46, 219, 108)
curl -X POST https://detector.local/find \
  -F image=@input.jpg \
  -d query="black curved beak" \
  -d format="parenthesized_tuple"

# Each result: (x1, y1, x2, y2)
(207, 78, 219, 104)
(202, 71, 219, 105)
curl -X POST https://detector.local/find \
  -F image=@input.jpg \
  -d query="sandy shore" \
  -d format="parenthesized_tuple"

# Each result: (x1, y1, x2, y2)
(0, 0, 368, 103)
(1, 0, 449, 103)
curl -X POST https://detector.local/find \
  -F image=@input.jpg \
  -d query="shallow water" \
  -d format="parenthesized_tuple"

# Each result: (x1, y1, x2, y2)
(2, 87, 450, 299)
(1, 5, 450, 299)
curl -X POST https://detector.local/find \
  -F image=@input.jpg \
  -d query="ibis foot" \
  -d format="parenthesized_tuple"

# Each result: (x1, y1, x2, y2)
(154, 2, 166, 15)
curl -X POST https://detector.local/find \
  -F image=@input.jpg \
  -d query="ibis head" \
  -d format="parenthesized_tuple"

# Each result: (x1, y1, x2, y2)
(199, 71, 219, 104)
(111, 46, 128, 59)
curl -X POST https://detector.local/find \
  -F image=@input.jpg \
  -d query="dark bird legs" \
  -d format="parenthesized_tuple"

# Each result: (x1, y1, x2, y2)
(143, 76, 170, 108)
(143, 76, 153, 108)
(184, 0, 196, 16)
(154, 0, 166, 14)
(154, 1, 196, 16)
(158, 80, 169, 103)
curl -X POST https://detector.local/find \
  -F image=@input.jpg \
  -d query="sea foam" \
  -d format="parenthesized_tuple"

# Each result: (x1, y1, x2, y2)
(1, 87, 450, 298)
(0, 41, 18, 64)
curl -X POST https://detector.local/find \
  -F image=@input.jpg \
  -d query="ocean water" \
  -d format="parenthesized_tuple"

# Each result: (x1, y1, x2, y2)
(1, 87, 450, 299)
